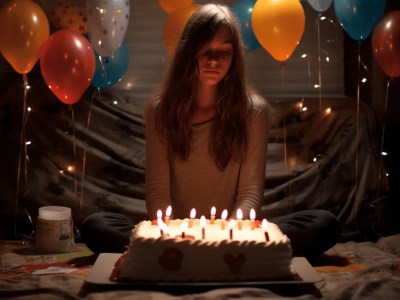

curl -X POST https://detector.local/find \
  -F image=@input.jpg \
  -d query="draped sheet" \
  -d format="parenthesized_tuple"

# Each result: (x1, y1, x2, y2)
(0, 75, 390, 240)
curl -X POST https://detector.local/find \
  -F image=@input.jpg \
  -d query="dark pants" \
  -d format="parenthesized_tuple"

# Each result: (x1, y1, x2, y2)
(80, 209, 341, 258)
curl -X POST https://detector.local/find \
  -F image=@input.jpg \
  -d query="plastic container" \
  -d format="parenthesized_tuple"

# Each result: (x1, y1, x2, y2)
(35, 206, 75, 253)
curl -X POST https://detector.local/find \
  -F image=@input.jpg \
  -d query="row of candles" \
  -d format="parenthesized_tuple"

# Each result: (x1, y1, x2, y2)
(156, 206, 270, 241)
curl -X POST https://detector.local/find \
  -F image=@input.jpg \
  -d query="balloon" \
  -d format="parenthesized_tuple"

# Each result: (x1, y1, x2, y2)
(86, 0, 130, 57)
(163, 4, 197, 56)
(40, 29, 96, 105)
(51, 0, 88, 34)
(333, 0, 385, 41)
(232, 0, 261, 52)
(158, 0, 193, 14)
(306, 0, 333, 13)
(0, 0, 50, 74)
(252, 0, 305, 62)
(91, 42, 129, 90)
(372, 11, 400, 78)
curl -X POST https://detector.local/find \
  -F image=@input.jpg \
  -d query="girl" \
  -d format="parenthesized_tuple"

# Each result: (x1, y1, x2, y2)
(80, 4, 340, 257)
(145, 3, 269, 221)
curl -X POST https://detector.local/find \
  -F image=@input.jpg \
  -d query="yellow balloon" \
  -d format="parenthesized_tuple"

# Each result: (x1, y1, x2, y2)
(163, 4, 197, 56)
(252, 0, 305, 62)
(158, 0, 193, 14)
(0, 0, 50, 74)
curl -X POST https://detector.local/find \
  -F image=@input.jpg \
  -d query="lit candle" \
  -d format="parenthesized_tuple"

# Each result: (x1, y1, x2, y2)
(221, 209, 228, 230)
(262, 219, 270, 242)
(165, 205, 172, 225)
(189, 208, 196, 228)
(160, 222, 169, 237)
(157, 217, 164, 236)
(210, 206, 216, 224)
(228, 219, 235, 240)
(200, 215, 206, 239)
(250, 208, 256, 230)
(180, 221, 188, 238)
(236, 208, 243, 230)
(157, 209, 162, 220)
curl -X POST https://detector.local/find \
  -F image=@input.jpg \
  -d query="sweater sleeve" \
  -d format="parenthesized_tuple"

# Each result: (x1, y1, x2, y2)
(232, 96, 270, 219)
(144, 102, 172, 220)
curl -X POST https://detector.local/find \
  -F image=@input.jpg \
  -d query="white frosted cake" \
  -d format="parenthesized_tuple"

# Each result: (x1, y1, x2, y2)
(112, 218, 293, 282)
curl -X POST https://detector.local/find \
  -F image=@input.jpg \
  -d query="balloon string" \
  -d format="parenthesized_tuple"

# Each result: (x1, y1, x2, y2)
(307, 58, 311, 87)
(22, 76, 33, 241)
(281, 61, 287, 168)
(69, 105, 78, 198)
(370, 79, 391, 231)
(279, 61, 286, 168)
(14, 74, 29, 238)
(375, 79, 390, 203)
(316, 15, 322, 125)
(99, 56, 107, 83)
(354, 42, 361, 232)
(80, 89, 98, 213)
(22, 76, 30, 188)
(283, 118, 287, 169)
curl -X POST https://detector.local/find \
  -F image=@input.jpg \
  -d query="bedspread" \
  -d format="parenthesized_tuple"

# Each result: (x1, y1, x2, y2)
(1, 234, 399, 299)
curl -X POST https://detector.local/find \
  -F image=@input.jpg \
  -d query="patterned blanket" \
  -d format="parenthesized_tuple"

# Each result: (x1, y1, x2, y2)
(1, 234, 399, 299)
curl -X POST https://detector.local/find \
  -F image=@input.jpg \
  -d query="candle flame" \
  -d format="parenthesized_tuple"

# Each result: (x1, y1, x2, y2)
(250, 208, 256, 220)
(211, 206, 216, 216)
(236, 208, 243, 220)
(166, 205, 172, 217)
(157, 209, 162, 219)
(180, 221, 188, 232)
(200, 215, 206, 227)
(221, 209, 228, 220)
(229, 219, 236, 229)
(262, 219, 269, 232)
(190, 208, 196, 219)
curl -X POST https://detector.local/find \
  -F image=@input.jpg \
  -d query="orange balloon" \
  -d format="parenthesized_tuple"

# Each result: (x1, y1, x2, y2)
(163, 4, 197, 56)
(158, 0, 193, 14)
(0, 0, 50, 74)
(252, 0, 305, 62)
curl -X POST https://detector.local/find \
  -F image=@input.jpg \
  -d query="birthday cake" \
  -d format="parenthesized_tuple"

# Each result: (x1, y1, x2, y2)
(112, 218, 293, 282)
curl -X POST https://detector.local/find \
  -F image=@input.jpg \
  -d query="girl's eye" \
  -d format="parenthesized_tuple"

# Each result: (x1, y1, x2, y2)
(197, 49, 232, 58)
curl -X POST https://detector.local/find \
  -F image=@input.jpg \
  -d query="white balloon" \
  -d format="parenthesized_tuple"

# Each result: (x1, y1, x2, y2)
(307, 0, 333, 12)
(86, 0, 130, 57)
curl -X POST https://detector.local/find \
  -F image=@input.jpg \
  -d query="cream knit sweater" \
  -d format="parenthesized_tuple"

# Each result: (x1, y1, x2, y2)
(144, 95, 270, 220)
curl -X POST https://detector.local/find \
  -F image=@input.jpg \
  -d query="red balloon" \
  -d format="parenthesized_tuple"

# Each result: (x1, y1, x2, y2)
(372, 11, 400, 78)
(40, 29, 96, 104)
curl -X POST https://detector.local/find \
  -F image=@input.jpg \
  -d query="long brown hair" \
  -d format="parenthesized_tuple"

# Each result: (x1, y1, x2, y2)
(153, 4, 250, 170)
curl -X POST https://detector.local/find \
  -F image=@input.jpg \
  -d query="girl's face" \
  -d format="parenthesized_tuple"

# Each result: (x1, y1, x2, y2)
(196, 26, 233, 87)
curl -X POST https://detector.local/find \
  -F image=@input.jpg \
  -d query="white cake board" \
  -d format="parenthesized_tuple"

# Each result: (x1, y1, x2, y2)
(85, 253, 322, 286)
